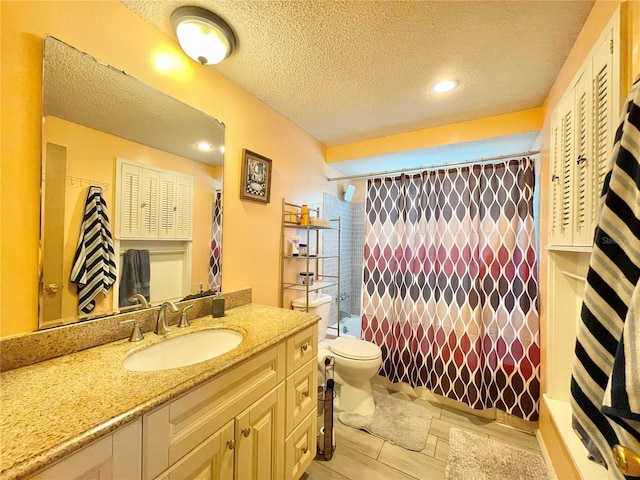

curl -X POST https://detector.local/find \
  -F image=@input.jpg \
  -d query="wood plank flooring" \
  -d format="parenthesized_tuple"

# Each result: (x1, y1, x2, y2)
(302, 396, 543, 480)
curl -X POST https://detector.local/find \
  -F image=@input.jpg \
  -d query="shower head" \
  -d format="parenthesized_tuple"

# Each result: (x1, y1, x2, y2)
(343, 184, 355, 202)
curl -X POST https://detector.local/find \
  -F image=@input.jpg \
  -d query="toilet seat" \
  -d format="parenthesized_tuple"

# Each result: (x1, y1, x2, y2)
(329, 337, 381, 360)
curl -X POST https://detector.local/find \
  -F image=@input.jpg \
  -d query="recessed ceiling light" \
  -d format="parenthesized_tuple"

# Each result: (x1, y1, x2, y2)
(431, 79, 458, 93)
(196, 141, 214, 151)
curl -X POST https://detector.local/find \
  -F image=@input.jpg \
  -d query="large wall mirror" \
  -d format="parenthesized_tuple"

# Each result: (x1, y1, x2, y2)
(40, 36, 225, 330)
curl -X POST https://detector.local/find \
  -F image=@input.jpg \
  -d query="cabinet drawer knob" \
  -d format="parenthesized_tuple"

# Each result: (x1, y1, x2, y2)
(227, 439, 235, 450)
(301, 343, 309, 352)
(301, 447, 309, 454)
(242, 427, 251, 437)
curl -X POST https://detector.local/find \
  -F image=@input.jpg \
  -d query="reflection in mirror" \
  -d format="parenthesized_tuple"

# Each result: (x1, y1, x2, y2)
(40, 36, 224, 330)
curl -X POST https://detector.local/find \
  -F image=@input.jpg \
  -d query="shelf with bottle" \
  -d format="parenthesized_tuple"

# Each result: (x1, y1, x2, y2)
(280, 199, 341, 331)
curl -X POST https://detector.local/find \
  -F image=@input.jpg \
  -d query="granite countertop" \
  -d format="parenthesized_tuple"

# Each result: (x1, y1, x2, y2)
(0, 303, 319, 480)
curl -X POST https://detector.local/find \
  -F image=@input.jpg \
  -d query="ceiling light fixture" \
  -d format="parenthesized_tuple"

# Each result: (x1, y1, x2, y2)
(196, 141, 214, 151)
(431, 79, 458, 93)
(171, 6, 236, 65)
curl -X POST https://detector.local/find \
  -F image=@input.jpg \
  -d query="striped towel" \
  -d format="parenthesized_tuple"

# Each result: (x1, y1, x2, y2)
(70, 186, 117, 314)
(570, 76, 640, 478)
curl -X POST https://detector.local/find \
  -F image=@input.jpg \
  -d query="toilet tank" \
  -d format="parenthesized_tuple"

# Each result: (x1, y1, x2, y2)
(291, 293, 332, 341)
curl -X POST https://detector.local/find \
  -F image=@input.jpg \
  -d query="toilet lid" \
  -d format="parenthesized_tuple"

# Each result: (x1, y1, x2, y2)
(329, 337, 381, 360)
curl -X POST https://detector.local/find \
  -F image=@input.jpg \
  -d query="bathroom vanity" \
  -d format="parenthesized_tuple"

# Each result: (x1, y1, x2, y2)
(0, 304, 318, 480)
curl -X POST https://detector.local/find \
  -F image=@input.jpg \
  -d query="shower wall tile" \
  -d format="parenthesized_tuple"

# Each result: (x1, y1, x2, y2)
(323, 193, 365, 326)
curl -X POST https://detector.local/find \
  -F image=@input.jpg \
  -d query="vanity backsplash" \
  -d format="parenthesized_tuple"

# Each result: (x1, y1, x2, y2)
(0, 288, 252, 372)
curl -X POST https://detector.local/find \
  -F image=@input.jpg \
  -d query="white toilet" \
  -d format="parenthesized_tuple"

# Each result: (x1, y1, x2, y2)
(291, 293, 382, 416)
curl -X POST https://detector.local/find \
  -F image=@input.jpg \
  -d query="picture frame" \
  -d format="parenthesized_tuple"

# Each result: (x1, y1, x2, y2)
(240, 149, 273, 204)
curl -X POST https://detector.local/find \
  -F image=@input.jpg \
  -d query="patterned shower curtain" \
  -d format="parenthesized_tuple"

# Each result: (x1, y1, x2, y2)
(361, 158, 540, 420)
(208, 191, 222, 291)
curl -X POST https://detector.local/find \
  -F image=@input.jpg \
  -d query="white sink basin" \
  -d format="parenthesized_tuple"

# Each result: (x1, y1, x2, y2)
(124, 329, 243, 371)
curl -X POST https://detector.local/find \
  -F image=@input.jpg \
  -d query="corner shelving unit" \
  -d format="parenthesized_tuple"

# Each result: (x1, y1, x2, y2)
(280, 199, 341, 335)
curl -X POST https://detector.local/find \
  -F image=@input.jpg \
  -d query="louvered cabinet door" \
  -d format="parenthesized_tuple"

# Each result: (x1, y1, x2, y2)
(573, 72, 593, 246)
(549, 108, 564, 244)
(141, 168, 160, 238)
(174, 176, 193, 240)
(556, 93, 576, 246)
(590, 27, 618, 235)
(159, 172, 177, 238)
(119, 163, 142, 238)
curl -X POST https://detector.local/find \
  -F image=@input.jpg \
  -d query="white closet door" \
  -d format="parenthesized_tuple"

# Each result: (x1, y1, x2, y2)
(590, 28, 617, 234)
(174, 176, 193, 240)
(558, 93, 575, 246)
(159, 172, 177, 238)
(573, 71, 592, 246)
(549, 107, 563, 245)
(141, 169, 160, 238)
(119, 162, 142, 238)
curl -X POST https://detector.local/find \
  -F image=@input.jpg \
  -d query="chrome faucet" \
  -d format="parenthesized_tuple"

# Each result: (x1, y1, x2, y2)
(155, 301, 178, 335)
(128, 293, 149, 309)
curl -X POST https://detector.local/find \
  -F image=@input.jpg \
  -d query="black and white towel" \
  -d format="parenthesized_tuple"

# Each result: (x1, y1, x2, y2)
(570, 76, 640, 478)
(70, 186, 117, 314)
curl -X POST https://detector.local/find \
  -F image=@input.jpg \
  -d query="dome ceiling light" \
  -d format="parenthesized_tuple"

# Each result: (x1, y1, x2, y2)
(171, 6, 237, 65)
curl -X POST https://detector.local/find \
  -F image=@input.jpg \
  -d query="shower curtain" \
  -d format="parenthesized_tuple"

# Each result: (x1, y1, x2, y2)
(208, 191, 222, 291)
(361, 158, 540, 420)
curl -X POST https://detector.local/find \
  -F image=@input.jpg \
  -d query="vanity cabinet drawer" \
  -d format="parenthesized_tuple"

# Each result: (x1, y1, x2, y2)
(154, 420, 234, 480)
(286, 326, 317, 375)
(285, 359, 317, 435)
(143, 343, 285, 480)
(32, 419, 141, 480)
(284, 411, 317, 480)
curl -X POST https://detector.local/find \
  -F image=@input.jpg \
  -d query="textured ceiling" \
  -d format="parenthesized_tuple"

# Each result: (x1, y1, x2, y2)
(118, 0, 594, 174)
(43, 37, 224, 166)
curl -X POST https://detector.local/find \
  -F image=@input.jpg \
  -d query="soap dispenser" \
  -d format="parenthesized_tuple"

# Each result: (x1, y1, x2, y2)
(212, 291, 225, 318)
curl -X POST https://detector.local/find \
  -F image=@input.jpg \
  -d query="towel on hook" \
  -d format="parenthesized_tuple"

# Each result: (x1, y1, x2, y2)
(118, 249, 150, 307)
(70, 186, 117, 314)
(570, 75, 640, 479)
(602, 279, 640, 421)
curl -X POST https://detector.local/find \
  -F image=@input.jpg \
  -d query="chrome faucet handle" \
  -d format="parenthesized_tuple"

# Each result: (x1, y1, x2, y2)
(178, 304, 194, 328)
(120, 319, 144, 342)
(155, 301, 178, 335)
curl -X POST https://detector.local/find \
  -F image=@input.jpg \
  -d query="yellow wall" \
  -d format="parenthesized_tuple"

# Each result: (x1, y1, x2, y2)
(326, 108, 544, 164)
(0, 1, 340, 336)
(42, 116, 220, 319)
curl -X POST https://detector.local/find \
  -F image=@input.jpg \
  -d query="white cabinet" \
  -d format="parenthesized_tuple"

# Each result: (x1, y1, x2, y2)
(32, 419, 142, 480)
(28, 325, 318, 480)
(548, 17, 619, 247)
(117, 158, 193, 240)
(142, 326, 318, 480)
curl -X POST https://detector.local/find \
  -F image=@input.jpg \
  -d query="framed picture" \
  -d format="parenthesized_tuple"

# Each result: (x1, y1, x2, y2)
(240, 149, 272, 203)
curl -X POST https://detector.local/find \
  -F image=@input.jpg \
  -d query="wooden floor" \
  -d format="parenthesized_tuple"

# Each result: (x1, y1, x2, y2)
(301, 396, 543, 480)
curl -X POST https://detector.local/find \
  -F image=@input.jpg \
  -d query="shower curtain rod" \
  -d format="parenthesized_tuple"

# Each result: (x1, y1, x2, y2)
(327, 150, 540, 182)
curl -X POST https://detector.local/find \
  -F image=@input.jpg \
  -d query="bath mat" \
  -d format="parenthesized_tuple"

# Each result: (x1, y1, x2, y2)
(446, 427, 550, 480)
(337, 391, 432, 451)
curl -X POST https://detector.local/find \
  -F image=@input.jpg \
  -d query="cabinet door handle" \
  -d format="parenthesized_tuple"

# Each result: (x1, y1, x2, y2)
(301, 390, 309, 398)
(227, 439, 235, 450)
(551, 174, 559, 182)
(242, 427, 251, 437)
(301, 447, 309, 454)
(301, 343, 309, 353)
(577, 155, 587, 165)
